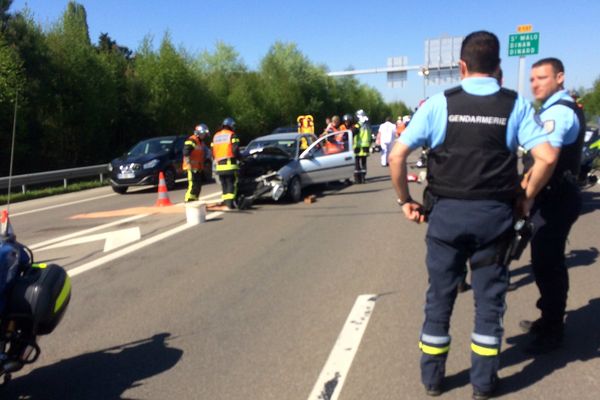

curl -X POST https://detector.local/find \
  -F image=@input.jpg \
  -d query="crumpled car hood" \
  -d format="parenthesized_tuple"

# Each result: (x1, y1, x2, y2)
(239, 147, 293, 178)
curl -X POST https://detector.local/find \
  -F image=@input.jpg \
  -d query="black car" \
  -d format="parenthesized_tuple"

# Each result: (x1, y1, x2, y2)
(370, 123, 381, 153)
(108, 136, 213, 194)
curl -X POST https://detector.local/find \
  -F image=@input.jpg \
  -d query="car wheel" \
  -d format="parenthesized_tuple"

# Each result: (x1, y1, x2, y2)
(164, 169, 176, 190)
(287, 177, 302, 203)
(112, 185, 128, 194)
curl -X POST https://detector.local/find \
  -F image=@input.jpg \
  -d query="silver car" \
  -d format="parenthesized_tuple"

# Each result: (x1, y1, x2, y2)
(238, 131, 355, 204)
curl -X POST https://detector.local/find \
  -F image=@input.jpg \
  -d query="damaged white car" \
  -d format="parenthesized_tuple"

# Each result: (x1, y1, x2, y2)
(237, 131, 355, 206)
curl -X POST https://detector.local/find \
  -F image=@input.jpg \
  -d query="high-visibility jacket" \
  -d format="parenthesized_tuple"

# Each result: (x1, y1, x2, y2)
(182, 135, 205, 171)
(324, 139, 343, 154)
(212, 129, 239, 171)
(353, 122, 372, 156)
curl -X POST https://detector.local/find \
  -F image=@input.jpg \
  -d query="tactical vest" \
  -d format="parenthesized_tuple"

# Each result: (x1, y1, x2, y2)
(427, 86, 519, 200)
(523, 99, 586, 182)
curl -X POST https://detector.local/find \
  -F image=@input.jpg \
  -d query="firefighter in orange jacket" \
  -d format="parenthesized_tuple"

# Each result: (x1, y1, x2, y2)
(183, 124, 209, 202)
(211, 117, 241, 209)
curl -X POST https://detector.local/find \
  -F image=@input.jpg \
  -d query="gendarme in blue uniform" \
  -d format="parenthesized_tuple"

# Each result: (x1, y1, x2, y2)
(399, 78, 547, 152)
(399, 77, 548, 393)
(527, 89, 584, 342)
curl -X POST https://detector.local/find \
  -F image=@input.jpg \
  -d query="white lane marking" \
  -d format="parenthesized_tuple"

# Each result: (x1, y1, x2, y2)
(68, 211, 224, 277)
(36, 227, 141, 253)
(10, 189, 222, 217)
(199, 191, 222, 201)
(205, 211, 224, 221)
(10, 193, 117, 217)
(307, 294, 377, 400)
(29, 213, 150, 250)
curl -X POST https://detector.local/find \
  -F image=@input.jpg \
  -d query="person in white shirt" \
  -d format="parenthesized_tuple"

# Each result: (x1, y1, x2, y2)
(378, 116, 397, 166)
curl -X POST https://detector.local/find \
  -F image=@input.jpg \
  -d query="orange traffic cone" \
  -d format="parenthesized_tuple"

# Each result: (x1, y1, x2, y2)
(155, 171, 173, 207)
(1, 209, 15, 237)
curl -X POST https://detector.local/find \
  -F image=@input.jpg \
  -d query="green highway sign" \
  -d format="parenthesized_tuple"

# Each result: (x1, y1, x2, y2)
(508, 32, 540, 57)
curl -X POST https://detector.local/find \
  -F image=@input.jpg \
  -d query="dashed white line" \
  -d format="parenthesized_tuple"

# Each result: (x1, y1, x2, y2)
(307, 294, 377, 400)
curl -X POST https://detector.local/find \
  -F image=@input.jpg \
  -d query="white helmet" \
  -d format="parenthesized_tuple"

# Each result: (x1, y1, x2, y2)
(356, 109, 369, 123)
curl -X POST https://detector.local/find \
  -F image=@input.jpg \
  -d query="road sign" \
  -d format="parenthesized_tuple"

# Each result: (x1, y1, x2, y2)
(508, 32, 540, 57)
(387, 56, 407, 88)
(517, 24, 533, 33)
(424, 36, 463, 84)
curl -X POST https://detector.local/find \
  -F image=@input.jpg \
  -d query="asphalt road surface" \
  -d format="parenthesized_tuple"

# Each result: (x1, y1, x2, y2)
(2, 156, 599, 399)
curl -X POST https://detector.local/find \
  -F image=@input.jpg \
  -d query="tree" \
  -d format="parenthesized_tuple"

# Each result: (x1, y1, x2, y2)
(0, 36, 25, 174)
(388, 101, 412, 120)
(196, 41, 247, 127)
(582, 77, 600, 121)
(41, 1, 118, 167)
(134, 33, 211, 137)
(259, 42, 323, 129)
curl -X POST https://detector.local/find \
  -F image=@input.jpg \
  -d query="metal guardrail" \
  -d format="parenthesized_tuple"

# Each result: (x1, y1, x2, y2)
(0, 164, 108, 193)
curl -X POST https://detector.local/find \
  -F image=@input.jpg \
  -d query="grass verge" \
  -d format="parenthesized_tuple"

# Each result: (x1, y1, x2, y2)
(0, 180, 109, 205)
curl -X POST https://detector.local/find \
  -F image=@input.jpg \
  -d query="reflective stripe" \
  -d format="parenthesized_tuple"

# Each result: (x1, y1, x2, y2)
(471, 333, 500, 346)
(54, 275, 71, 313)
(419, 341, 450, 355)
(222, 193, 236, 200)
(215, 163, 239, 171)
(421, 333, 451, 345)
(185, 171, 198, 201)
(32, 263, 47, 269)
(183, 135, 204, 170)
(471, 343, 499, 356)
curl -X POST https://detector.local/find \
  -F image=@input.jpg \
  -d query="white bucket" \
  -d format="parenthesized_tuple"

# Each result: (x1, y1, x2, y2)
(185, 202, 206, 225)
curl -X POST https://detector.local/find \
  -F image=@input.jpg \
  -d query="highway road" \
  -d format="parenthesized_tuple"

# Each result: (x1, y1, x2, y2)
(2, 156, 600, 399)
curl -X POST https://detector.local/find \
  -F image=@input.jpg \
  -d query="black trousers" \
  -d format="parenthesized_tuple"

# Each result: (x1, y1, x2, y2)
(218, 171, 238, 207)
(185, 170, 202, 201)
(354, 151, 368, 182)
(530, 182, 582, 326)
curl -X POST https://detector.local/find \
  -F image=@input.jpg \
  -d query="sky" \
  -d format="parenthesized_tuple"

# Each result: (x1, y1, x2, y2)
(10, 0, 600, 110)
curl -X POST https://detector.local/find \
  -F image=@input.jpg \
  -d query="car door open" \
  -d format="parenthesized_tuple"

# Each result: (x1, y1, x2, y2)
(299, 130, 355, 184)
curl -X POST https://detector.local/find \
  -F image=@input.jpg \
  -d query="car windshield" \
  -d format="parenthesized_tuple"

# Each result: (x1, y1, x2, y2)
(128, 138, 174, 156)
(245, 138, 297, 158)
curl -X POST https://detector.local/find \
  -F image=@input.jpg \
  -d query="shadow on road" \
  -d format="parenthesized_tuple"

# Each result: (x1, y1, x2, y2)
(442, 298, 600, 396)
(1, 332, 182, 400)
(508, 246, 599, 291)
(498, 297, 600, 396)
(580, 189, 600, 215)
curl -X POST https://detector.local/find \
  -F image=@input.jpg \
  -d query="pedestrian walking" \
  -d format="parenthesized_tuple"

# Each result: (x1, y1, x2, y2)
(378, 116, 396, 166)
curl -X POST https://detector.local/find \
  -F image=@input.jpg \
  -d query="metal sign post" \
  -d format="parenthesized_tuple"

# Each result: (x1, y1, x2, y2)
(326, 35, 464, 104)
(509, 25, 540, 95)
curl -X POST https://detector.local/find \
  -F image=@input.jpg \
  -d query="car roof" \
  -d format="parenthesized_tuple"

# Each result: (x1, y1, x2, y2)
(139, 135, 184, 141)
(252, 132, 308, 141)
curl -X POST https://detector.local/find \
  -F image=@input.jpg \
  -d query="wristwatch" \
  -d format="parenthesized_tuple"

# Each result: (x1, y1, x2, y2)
(397, 196, 413, 206)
